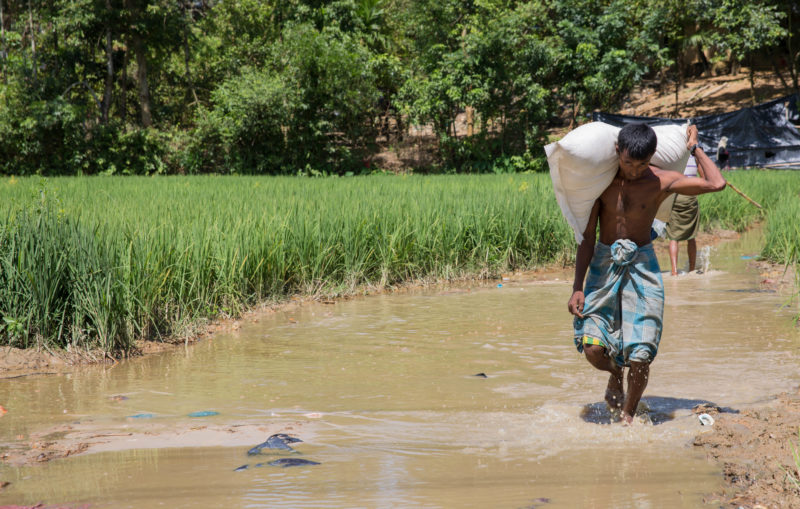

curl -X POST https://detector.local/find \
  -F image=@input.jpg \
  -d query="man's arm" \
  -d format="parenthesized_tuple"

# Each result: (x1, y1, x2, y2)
(568, 199, 600, 318)
(665, 125, 726, 196)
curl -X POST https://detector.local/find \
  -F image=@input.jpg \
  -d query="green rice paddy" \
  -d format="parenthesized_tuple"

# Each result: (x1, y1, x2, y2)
(0, 171, 797, 352)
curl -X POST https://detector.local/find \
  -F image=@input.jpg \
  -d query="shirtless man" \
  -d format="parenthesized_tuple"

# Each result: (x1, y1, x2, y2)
(567, 123, 726, 424)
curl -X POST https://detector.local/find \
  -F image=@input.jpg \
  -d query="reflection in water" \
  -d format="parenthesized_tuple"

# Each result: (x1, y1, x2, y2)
(0, 228, 798, 508)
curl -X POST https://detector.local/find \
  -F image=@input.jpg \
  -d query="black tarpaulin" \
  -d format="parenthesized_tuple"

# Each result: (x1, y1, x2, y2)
(593, 94, 800, 169)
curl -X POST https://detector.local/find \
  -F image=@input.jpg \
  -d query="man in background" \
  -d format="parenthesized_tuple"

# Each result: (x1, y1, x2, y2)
(666, 155, 701, 275)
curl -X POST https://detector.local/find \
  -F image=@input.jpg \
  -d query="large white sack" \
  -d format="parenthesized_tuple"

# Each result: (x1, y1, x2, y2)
(546, 122, 689, 243)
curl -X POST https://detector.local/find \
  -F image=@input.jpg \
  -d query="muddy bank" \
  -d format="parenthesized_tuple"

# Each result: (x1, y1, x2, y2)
(694, 387, 800, 508)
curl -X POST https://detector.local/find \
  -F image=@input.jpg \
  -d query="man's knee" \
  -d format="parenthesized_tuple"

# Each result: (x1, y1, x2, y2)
(583, 344, 608, 365)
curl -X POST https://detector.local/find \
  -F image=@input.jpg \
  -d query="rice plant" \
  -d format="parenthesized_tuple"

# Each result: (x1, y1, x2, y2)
(0, 171, 798, 353)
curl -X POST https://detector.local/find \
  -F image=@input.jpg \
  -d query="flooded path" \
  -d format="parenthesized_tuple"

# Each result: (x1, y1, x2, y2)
(1, 229, 799, 508)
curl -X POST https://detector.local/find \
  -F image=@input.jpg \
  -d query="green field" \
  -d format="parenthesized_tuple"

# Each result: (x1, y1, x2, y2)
(0, 172, 798, 352)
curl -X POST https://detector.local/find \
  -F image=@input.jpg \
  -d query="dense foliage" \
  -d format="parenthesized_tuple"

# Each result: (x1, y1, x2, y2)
(0, 0, 797, 174)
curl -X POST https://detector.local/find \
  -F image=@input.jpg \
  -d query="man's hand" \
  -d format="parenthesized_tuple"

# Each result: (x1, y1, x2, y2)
(568, 290, 585, 318)
(686, 125, 698, 149)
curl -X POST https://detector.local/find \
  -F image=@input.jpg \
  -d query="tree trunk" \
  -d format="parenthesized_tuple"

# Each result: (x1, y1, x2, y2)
(101, 0, 114, 124)
(788, 6, 799, 93)
(771, 54, 790, 90)
(120, 45, 128, 123)
(181, 0, 197, 106)
(748, 55, 756, 106)
(132, 33, 152, 127)
(27, 0, 36, 82)
(0, 0, 6, 83)
(697, 44, 711, 77)
(674, 74, 680, 116)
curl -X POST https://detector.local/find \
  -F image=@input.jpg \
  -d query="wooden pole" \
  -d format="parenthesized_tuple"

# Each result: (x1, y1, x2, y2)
(727, 182, 762, 209)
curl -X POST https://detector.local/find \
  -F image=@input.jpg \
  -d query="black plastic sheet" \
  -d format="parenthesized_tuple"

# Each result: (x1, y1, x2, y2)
(593, 94, 800, 169)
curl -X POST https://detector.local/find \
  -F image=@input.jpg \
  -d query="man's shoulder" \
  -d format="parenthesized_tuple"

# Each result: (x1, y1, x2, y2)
(650, 167, 683, 184)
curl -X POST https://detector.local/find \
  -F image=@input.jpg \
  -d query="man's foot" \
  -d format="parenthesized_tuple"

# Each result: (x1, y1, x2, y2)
(604, 371, 624, 410)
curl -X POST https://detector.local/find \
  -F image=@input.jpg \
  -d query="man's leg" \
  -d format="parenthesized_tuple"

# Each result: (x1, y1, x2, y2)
(583, 344, 624, 409)
(687, 238, 697, 272)
(668, 240, 679, 276)
(621, 361, 650, 424)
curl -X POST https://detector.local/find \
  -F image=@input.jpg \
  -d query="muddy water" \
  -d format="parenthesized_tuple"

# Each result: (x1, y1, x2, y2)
(2, 229, 799, 508)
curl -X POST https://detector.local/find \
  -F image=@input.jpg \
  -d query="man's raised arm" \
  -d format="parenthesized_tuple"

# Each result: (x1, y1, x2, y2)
(666, 125, 726, 196)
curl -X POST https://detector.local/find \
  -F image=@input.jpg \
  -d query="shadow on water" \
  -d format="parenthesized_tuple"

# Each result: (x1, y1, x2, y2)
(581, 396, 739, 425)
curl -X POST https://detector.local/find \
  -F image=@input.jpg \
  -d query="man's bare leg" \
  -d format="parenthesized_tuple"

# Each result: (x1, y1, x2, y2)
(687, 238, 697, 272)
(583, 344, 624, 410)
(621, 361, 650, 424)
(669, 240, 679, 276)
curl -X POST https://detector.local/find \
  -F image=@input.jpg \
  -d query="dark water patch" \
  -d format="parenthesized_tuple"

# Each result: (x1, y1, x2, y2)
(268, 458, 321, 468)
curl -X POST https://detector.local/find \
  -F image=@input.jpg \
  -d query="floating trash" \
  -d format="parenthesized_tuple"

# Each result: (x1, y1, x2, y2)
(497, 284, 503, 288)
(740, 255, 756, 260)
(188, 410, 219, 417)
(472, 373, 488, 378)
(248, 434, 303, 455)
(698, 413, 715, 426)
(128, 413, 154, 419)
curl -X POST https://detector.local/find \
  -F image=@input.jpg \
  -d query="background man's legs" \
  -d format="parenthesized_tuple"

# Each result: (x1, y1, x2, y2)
(669, 238, 698, 275)
(687, 238, 697, 271)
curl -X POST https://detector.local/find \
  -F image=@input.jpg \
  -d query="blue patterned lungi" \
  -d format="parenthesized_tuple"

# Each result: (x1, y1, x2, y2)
(573, 239, 664, 367)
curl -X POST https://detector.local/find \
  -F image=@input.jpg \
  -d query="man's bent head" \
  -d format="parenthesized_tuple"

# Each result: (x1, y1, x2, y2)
(616, 123, 657, 180)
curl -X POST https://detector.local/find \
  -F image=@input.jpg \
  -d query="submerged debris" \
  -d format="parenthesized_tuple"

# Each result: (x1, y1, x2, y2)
(268, 458, 320, 468)
(247, 433, 303, 455)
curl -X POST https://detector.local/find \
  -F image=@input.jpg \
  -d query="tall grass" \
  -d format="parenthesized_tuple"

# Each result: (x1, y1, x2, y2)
(0, 171, 797, 353)
(0, 174, 574, 352)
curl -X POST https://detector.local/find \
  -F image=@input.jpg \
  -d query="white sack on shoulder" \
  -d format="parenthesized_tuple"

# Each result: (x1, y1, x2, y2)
(546, 122, 689, 243)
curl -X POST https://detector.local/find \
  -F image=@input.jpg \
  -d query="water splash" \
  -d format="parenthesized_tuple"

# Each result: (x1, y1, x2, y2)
(698, 245, 713, 273)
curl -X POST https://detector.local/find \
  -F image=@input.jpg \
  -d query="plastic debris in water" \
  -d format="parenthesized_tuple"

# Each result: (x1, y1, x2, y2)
(268, 458, 320, 468)
(698, 413, 715, 426)
(473, 373, 488, 378)
(247, 434, 303, 455)
(188, 410, 219, 417)
(128, 413, 154, 419)
(497, 284, 503, 288)
(0, 405, 7, 416)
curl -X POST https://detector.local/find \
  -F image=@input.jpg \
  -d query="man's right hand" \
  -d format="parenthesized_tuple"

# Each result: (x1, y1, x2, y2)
(686, 124, 699, 148)
(568, 290, 585, 318)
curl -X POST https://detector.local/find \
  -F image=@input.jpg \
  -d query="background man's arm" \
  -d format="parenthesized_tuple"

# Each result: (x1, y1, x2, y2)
(568, 199, 600, 318)
(666, 125, 726, 196)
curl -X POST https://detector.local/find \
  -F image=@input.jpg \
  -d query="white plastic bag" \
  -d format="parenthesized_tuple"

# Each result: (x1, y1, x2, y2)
(546, 122, 689, 242)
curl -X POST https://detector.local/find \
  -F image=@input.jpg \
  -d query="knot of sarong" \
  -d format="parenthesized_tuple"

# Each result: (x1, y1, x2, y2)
(610, 239, 639, 267)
